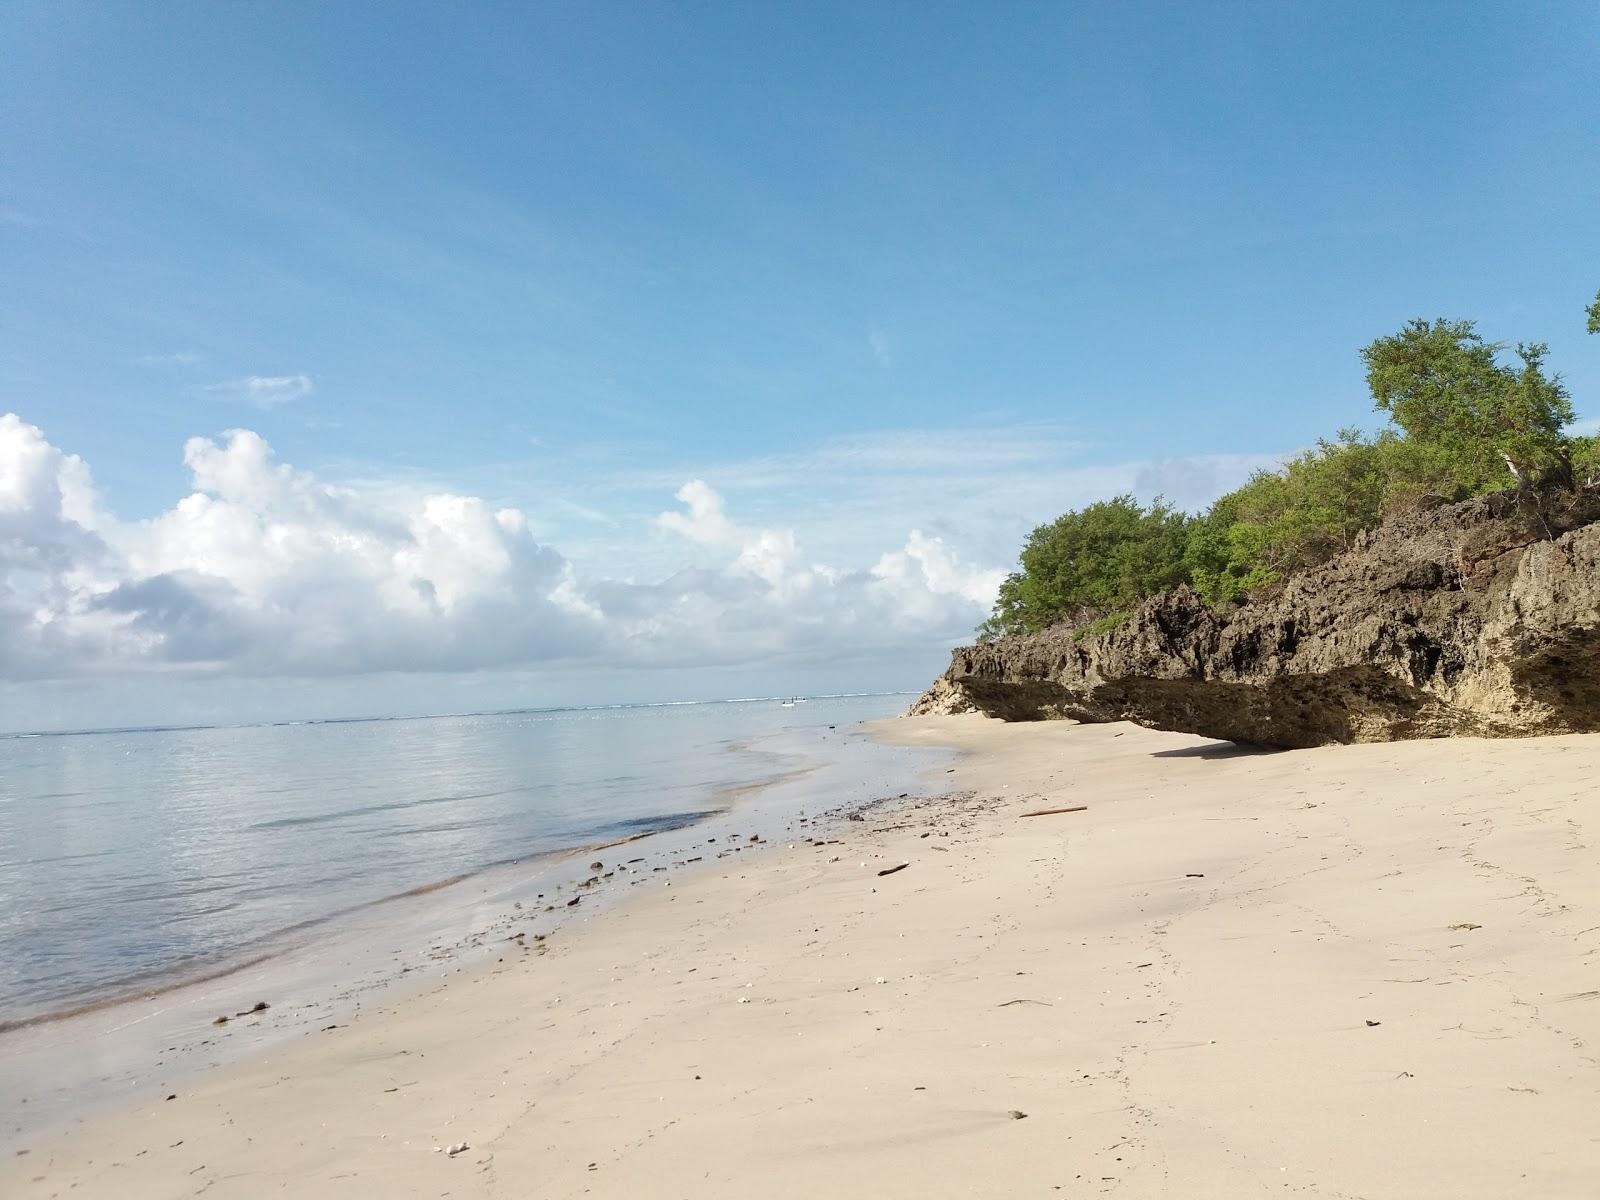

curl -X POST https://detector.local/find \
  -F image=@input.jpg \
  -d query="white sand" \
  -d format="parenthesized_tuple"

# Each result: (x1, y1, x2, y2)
(6, 715, 1599, 1198)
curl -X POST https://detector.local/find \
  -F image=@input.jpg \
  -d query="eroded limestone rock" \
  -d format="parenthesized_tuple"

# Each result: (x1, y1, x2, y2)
(911, 488, 1600, 748)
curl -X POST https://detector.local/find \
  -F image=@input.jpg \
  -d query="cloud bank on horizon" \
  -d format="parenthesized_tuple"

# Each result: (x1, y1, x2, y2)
(0, 413, 1006, 683)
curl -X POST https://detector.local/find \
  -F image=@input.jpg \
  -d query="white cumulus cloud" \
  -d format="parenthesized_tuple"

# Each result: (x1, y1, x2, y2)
(0, 416, 1003, 683)
(654, 479, 738, 545)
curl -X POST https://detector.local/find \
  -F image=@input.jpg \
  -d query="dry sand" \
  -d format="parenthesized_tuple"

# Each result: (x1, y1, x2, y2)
(5, 715, 1599, 1198)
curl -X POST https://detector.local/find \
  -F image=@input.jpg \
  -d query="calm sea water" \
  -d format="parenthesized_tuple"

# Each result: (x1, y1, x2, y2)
(0, 694, 908, 1026)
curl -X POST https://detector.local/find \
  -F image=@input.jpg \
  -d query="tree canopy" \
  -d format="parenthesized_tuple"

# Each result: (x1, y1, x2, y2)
(1361, 319, 1573, 488)
(982, 496, 1190, 637)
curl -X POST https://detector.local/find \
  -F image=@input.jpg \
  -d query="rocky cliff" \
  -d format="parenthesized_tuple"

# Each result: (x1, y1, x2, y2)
(911, 488, 1600, 747)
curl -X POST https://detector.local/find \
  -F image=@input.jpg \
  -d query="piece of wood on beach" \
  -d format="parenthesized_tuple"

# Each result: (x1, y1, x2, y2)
(877, 862, 910, 877)
(1018, 804, 1088, 818)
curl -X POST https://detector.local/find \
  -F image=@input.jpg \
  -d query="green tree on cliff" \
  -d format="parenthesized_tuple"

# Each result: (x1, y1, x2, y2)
(980, 496, 1189, 638)
(1360, 319, 1573, 490)
(1574, 288, 1600, 482)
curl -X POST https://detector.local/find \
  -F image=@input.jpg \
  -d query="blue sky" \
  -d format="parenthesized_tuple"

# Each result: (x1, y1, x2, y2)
(3, 2, 1598, 728)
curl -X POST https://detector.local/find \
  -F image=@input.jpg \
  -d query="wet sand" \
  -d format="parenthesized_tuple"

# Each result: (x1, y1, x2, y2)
(0, 722, 939, 1148)
(5, 715, 1599, 1197)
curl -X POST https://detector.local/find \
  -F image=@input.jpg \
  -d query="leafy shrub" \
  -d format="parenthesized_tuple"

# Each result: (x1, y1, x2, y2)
(980, 496, 1190, 638)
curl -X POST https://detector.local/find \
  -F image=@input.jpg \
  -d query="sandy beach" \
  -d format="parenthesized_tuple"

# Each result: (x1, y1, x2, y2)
(6, 715, 1600, 1198)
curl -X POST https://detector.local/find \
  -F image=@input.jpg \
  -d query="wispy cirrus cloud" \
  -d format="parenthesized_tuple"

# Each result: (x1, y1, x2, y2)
(867, 325, 893, 369)
(138, 351, 204, 367)
(611, 423, 1090, 492)
(208, 374, 316, 409)
(553, 498, 617, 526)
(521, 421, 1281, 589)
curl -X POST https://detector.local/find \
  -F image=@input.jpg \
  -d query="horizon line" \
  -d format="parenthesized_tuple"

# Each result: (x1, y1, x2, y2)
(0, 691, 920, 742)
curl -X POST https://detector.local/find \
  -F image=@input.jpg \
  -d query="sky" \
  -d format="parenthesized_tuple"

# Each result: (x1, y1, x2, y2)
(2, 1, 1598, 730)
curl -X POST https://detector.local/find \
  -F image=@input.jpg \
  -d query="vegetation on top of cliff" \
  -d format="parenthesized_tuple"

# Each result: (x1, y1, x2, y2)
(980, 296, 1599, 640)
(983, 497, 1189, 636)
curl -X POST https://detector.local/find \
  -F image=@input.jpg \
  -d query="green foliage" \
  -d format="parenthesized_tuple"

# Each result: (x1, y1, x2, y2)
(982, 496, 1190, 637)
(982, 304, 1594, 636)
(1573, 435, 1600, 486)
(1360, 319, 1573, 487)
(1186, 431, 1483, 605)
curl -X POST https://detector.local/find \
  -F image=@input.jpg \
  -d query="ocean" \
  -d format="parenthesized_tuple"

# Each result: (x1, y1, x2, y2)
(0, 693, 916, 1030)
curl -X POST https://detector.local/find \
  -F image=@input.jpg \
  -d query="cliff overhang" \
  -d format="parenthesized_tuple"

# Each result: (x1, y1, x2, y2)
(910, 488, 1600, 748)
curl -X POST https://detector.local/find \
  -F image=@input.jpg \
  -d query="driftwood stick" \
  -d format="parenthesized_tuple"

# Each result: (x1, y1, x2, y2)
(1019, 805, 1088, 818)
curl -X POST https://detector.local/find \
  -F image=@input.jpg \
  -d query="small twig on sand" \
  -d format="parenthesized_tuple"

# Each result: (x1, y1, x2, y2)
(1019, 805, 1088, 818)
(877, 863, 910, 877)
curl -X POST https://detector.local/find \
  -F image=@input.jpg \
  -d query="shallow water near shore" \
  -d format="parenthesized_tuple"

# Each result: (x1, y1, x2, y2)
(0, 694, 907, 1024)
(0, 694, 943, 1144)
